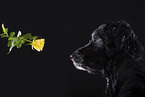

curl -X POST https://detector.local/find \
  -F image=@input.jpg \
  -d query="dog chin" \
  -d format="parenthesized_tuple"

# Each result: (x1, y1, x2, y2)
(71, 59, 97, 74)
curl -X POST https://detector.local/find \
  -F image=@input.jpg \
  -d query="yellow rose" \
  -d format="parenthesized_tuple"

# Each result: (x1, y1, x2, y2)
(32, 39, 45, 51)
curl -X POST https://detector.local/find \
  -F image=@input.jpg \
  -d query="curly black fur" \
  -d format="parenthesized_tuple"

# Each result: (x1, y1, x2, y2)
(70, 20, 145, 97)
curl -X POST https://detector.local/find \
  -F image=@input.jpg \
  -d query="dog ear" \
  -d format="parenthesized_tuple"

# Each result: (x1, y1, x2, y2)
(102, 20, 136, 57)
(121, 29, 136, 48)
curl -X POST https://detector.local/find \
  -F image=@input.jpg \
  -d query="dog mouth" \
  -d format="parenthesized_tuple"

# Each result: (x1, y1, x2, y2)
(70, 54, 97, 73)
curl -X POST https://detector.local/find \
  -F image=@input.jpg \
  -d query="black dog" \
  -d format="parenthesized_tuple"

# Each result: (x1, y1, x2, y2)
(70, 20, 145, 97)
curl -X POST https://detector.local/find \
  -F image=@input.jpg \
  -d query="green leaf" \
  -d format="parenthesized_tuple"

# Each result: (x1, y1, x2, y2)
(4, 28, 8, 34)
(30, 36, 38, 40)
(22, 33, 38, 40)
(13, 37, 18, 42)
(8, 37, 25, 49)
(8, 40, 12, 47)
(14, 38, 25, 48)
(21, 39, 25, 44)
(17, 39, 26, 48)
(17, 42, 22, 48)
(10, 32, 15, 37)
(2, 24, 8, 34)
(3, 28, 8, 34)
(14, 38, 20, 46)
(22, 33, 31, 39)
(1, 34, 8, 38)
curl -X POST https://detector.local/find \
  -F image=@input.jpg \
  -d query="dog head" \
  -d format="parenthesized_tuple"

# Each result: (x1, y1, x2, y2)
(70, 20, 136, 74)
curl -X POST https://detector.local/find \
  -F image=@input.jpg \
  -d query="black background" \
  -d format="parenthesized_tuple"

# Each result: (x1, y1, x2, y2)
(0, 0, 145, 97)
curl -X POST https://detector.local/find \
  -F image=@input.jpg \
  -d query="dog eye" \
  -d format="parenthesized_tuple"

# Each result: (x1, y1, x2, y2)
(92, 34, 100, 42)
(92, 34, 99, 42)
(93, 37, 104, 47)
(94, 37, 102, 43)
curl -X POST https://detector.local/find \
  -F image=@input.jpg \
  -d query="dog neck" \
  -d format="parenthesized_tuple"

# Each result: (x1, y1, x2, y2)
(104, 52, 132, 97)
(103, 38, 145, 97)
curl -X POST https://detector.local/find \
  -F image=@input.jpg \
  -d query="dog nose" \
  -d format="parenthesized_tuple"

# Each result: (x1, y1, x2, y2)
(70, 54, 73, 59)
(70, 50, 80, 59)
(70, 52, 75, 59)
